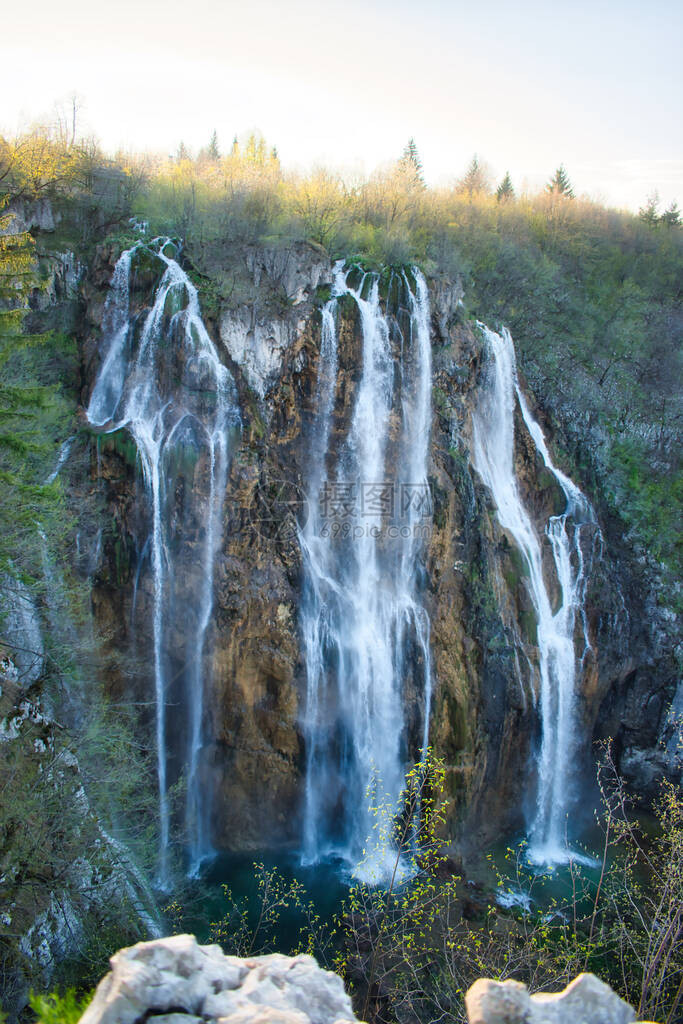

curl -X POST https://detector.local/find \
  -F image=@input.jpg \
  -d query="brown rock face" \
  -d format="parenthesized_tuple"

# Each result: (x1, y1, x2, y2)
(78, 241, 675, 865)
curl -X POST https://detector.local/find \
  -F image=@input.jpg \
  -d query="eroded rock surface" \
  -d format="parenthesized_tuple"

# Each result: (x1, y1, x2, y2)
(79, 939, 647, 1024)
(79, 935, 358, 1024)
(465, 973, 637, 1024)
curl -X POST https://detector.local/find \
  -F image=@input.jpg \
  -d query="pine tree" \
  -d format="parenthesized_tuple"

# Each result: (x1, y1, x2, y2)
(496, 171, 515, 202)
(546, 164, 574, 198)
(207, 130, 220, 161)
(458, 155, 491, 197)
(176, 141, 190, 162)
(400, 137, 425, 188)
(660, 200, 680, 227)
(638, 191, 660, 225)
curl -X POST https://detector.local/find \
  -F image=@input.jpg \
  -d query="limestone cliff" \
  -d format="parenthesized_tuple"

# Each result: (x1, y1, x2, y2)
(72, 238, 679, 859)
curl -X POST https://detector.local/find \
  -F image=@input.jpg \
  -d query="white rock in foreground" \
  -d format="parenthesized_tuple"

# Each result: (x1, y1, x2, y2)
(78, 935, 358, 1024)
(465, 973, 637, 1024)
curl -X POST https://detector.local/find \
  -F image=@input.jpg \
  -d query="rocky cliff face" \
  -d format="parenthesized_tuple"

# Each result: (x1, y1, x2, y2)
(515, 358, 681, 807)
(74, 239, 679, 860)
(0, 653, 160, 1018)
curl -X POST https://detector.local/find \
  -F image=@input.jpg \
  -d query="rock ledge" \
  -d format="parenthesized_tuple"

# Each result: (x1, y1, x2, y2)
(465, 973, 639, 1024)
(79, 934, 357, 1024)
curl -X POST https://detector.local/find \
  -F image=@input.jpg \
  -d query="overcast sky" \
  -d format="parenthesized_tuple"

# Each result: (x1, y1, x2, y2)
(4, 0, 682, 210)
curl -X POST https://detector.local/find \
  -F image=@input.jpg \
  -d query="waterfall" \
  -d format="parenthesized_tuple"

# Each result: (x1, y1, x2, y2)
(87, 239, 240, 887)
(472, 325, 596, 864)
(299, 264, 433, 882)
(45, 435, 76, 485)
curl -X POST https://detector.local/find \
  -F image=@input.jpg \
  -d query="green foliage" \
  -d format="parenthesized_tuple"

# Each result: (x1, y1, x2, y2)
(29, 987, 92, 1023)
(0, 118, 679, 1019)
(0, 126, 143, 253)
(126, 136, 681, 596)
(162, 863, 337, 970)
(457, 155, 492, 198)
(127, 142, 681, 592)
(0, 654, 158, 1008)
(496, 171, 514, 202)
(334, 755, 450, 1022)
(546, 164, 574, 198)
(0, 145, 158, 1012)
(210, 865, 306, 956)
(610, 437, 683, 567)
(154, 754, 682, 1024)
(335, 749, 683, 1024)
(399, 138, 425, 190)
(207, 130, 220, 162)
(208, 865, 314, 958)
(591, 750, 683, 1023)
(0, 205, 70, 583)
(639, 190, 661, 226)
(441, 193, 681, 578)
(660, 200, 681, 227)
(639, 191, 681, 228)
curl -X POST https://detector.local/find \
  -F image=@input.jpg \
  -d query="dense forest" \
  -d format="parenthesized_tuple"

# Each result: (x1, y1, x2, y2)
(0, 123, 680, 1023)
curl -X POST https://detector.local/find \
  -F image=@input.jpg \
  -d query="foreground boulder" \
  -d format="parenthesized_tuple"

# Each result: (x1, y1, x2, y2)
(465, 973, 638, 1024)
(79, 935, 357, 1024)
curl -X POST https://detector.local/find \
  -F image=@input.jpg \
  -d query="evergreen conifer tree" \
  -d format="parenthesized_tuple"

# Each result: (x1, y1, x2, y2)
(496, 171, 515, 202)
(400, 137, 425, 188)
(546, 164, 574, 198)
(459, 155, 491, 197)
(660, 200, 680, 227)
(638, 191, 660, 225)
(207, 130, 220, 161)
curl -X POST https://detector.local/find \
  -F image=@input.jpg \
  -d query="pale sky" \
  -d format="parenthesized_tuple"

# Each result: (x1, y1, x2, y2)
(4, 0, 682, 211)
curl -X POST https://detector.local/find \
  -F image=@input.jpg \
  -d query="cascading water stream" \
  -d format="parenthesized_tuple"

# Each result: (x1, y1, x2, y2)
(87, 239, 239, 887)
(402, 270, 434, 755)
(299, 264, 433, 882)
(472, 325, 596, 864)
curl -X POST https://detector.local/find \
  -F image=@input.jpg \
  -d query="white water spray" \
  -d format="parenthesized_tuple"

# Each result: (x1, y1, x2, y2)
(299, 265, 433, 882)
(87, 239, 239, 886)
(472, 325, 596, 864)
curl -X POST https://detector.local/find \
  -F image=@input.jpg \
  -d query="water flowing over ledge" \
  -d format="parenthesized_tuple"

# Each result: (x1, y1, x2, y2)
(298, 263, 433, 883)
(472, 324, 599, 865)
(87, 238, 241, 887)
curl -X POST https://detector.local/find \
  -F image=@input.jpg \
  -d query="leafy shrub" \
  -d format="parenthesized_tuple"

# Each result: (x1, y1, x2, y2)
(29, 988, 92, 1024)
